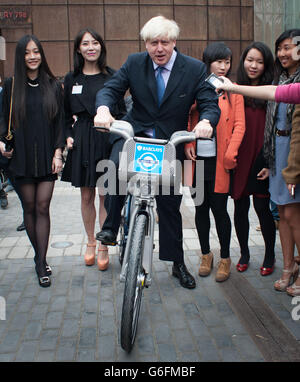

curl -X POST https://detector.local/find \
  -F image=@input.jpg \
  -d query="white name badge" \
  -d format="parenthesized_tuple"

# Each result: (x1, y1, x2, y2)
(72, 85, 83, 94)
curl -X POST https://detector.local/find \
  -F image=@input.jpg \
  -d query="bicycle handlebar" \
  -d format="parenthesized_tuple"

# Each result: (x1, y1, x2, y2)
(94, 121, 197, 147)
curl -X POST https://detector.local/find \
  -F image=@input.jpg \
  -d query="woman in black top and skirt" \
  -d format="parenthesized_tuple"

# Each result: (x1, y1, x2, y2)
(61, 28, 126, 270)
(0, 35, 65, 287)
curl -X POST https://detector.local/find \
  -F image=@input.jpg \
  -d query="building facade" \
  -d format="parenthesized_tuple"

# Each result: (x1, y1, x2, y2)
(0, 0, 299, 81)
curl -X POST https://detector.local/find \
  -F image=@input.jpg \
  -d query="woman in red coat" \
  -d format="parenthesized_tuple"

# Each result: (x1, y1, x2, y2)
(185, 42, 245, 282)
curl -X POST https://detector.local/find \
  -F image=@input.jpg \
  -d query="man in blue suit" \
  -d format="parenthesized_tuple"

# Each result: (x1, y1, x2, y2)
(94, 15, 220, 289)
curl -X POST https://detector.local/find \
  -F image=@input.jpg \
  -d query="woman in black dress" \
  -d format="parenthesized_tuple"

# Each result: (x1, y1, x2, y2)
(0, 35, 65, 287)
(61, 28, 126, 270)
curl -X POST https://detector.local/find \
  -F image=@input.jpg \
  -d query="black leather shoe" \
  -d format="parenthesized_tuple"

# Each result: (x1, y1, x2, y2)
(35, 266, 51, 288)
(96, 229, 117, 246)
(172, 262, 196, 289)
(17, 221, 25, 231)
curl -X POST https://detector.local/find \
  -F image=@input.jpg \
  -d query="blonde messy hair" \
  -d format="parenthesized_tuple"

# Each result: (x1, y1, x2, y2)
(140, 15, 180, 42)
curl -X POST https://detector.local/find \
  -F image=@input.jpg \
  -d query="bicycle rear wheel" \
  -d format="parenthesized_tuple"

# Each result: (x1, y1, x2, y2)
(120, 213, 147, 352)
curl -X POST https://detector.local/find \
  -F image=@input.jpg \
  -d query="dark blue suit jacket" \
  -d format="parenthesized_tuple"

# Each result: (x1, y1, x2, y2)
(95, 50, 220, 159)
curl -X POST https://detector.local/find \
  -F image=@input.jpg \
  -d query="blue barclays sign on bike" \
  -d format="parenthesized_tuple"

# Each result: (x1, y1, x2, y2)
(133, 143, 164, 175)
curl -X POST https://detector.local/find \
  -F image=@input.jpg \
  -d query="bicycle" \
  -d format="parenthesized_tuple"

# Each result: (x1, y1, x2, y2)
(96, 120, 195, 352)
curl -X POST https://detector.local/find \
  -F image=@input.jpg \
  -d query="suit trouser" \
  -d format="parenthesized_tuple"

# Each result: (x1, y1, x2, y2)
(102, 138, 184, 263)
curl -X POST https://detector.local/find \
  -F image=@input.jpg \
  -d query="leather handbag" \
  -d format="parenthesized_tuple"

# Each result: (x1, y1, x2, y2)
(3, 77, 14, 151)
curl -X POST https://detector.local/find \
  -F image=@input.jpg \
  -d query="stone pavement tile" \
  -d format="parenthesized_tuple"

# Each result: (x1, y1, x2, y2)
(218, 346, 244, 362)
(24, 321, 43, 341)
(15, 340, 39, 362)
(56, 338, 77, 361)
(8, 246, 30, 259)
(49, 295, 68, 312)
(173, 328, 197, 353)
(135, 334, 155, 355)
(76, 348, 97, 362)
(35, 350, 55, 362)
(0, 237, 19, 247)
(15, 236, 31, 246)
(38, 329, 59, 351)
(153, 321, 173, 344)
(81, 311, 98, 329)
(157, 343, 178, 362)
(201, 306, 224, 328)
(209, 325, 236, 349)
(231, 334, 265, 362)
(0, 330, 23, 354)
(79, 327, 97, 348)
(7, 312, 30, 333)
(222, 314, 250, 336)
(193, 292, 214, 309)
(64, 301, 82, 320)
(0, 247, 11, 259)
(139, 354, 159, 362)
(194, 336, 221, 362)
(182, 302, 201, 319)
(188, 317, 211, 338)
(148, 302, 168, 324)
(180, 351, 202, 362)
(167, 309, 189, 330)
(98, 315, 115, 336)
(0, 353, 14, 361)
(97, 334, 116, 361)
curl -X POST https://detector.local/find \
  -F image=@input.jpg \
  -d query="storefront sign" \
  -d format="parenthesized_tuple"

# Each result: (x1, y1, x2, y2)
(0, 8, 31, 25)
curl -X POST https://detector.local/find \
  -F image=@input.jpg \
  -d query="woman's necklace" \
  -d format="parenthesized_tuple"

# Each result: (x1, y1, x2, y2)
(27, 81, 39, 87)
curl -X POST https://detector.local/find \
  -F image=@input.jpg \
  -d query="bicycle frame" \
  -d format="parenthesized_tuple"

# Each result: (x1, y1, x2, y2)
(120, 176, 156, 287)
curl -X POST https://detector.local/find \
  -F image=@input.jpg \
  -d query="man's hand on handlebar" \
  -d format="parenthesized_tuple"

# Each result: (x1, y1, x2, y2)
(94, 105, 115, 130)
(193, 119, 213, 139)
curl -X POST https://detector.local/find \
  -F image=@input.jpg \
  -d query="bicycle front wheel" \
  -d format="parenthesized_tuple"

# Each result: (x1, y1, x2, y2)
(120, 213, 147, 353)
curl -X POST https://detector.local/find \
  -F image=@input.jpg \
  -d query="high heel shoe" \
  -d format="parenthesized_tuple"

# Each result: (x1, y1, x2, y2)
(260, 259, 275, 276)
(260, 265, 275, 276)
(236, 255, 249, 273)
(286, 276, 300, 296)
(35, 265, 51, 288)
(45, 265, 52, 276)
(84, 243, 96, 266)
(44, 261, 52, 276)
(274, 262, 299, 292)
(97, 246, 109, 271)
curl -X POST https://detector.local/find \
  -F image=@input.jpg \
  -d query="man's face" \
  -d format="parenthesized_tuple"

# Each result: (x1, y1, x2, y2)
(145, 37, 176, 66)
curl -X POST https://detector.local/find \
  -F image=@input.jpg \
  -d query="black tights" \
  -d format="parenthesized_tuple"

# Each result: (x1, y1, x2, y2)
(18, 181, 55, 276)
(194, 180, 231, 259)
(234, 195, 275, 267)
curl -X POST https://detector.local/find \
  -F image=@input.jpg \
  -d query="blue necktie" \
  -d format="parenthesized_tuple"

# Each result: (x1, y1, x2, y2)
(156, 66, 165, 106)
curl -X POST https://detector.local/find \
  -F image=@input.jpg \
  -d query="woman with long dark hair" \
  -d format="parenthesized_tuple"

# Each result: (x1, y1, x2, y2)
(61, 28, 126, 270)
(260, 29, 300, 296)
(185, 42, 245, 282)
(0, 35, 65, 287)
(232, 41, 276, 276)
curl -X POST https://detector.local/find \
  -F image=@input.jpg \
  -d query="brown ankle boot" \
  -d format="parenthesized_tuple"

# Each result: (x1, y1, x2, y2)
(215, 258, 231, 282)
(198, 252, 214, 277)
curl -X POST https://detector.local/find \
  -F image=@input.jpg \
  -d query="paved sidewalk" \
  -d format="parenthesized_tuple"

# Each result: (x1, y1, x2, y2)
(0, 180, 299, 362)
